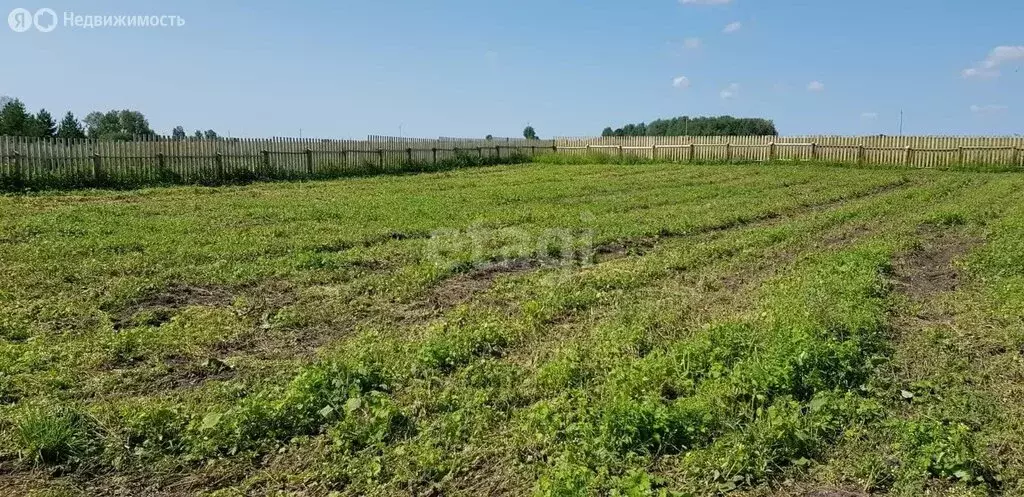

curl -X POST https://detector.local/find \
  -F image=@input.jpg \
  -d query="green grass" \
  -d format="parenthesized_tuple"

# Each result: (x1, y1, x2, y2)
(14, 405, 97, 467)
(1, 161, 1023, 495)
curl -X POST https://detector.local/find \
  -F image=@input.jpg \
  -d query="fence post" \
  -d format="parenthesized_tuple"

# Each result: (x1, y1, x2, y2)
(92, 153, 102, 183)
(432, 147, 437, 165)
(406, 147, 413, 163)
(651, 144, 657, 161)
(768, 142, 776, 162)
(495, 146, 501, 159)
(531, 145, 535, 157)
(904, 146, 912, 166)
(1014, 147, 1021, 168)
(725, 143, 732, 163)
(12, 151, 22, 184)
(618, 145, 623, 161)
(857, 145, 865, 165)
(216, 152, 224, 179)
(157, 153, 166, 177)
(688, 144, 695, 163)
(377, 149, 384, 168)
(261, 150, 270, 174)
(810, 143, 818, 161)
(305, 148, 314, 176)
(341, 150, 348, 169)
(958, 147, 965, 167)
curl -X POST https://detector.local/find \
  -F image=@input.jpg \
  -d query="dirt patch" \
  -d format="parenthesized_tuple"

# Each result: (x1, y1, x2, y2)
(803, 490, 869, 497)
(156, 356, 236, 390)
(106, 280, 308, 393)
(114, 284, 236, 330)
(427, 258, 546, 310)
(892, 226, 978, 301)
(819, 224, 876, 250)
(312, 230, 431, 254)
(233, 280, 301, 328)
(594, 237, 658, 263)
(114, 280, 300, 332)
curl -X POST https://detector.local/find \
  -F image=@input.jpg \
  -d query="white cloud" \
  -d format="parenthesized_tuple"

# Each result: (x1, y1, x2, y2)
(672, 76, 691, 88)
(962, 67, 998, 79)
(963, 46, 1024, 79)
(861, 112, 878, 120)
(683, 37, 702, 49)
(807, 80, 825, 92)
(983, 46, 1024, 68)
(720, 83, 739, 99)
(970, 104, 1008, 114)
(723, 21, 742, 34)
(680, 0, 732, 4)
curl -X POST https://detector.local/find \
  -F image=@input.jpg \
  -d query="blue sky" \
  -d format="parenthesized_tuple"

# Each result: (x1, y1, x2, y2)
(2, 0, 1022, 138)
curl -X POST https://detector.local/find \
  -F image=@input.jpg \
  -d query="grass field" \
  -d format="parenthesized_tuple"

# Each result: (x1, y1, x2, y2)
(2, 162, 1024, 496)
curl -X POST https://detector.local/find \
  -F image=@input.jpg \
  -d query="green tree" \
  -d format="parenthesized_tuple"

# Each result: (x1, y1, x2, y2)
(523, 126, 538, 140)
(203, 129, 219, 140)
(601, 116, 777, 137)
(56, 112, 87, 140)
(485, 134, 494, 140)
(84, 111, 122, 139)
(118, 110, 155, 138)
(84, 110, 156, 140)
(33, 109, 57, 138)
(193, 130, 203, 139)
(171, 126, 187, 140)
(0, 99, 31, 136)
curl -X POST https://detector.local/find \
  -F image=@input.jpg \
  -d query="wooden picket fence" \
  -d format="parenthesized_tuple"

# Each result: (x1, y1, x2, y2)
(0, 135, 555, 189)
(3, 134, 1024, 191)
(553, 135, 1024, 169)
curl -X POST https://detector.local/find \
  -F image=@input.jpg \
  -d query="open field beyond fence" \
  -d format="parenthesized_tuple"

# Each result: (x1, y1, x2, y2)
(2, 134, 1023, 191)
(3, 162, 1024, 495)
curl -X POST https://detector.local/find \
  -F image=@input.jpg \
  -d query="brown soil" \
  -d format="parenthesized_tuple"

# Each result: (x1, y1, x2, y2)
(803, 490, 869, 497)
(892, 226, 977, 301)
(113, 283, 236, 330)
(425, 258, 548, 311)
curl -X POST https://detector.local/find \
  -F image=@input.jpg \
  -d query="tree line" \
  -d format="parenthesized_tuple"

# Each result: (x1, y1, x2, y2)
(602, 116, 778, 137)
(0, 96, 223, 141)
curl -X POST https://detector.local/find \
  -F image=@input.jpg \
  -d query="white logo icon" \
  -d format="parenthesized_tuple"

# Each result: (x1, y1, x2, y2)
(34, 8, 57, 32)
(8, 8, 32, 32)
(8, 8, 58, 32)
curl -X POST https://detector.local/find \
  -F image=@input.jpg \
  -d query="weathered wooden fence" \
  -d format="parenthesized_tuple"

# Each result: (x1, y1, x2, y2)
(3, 134, 1024, 190)
(553, 135, 1024, 169)
(0, 135, 555, 189)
